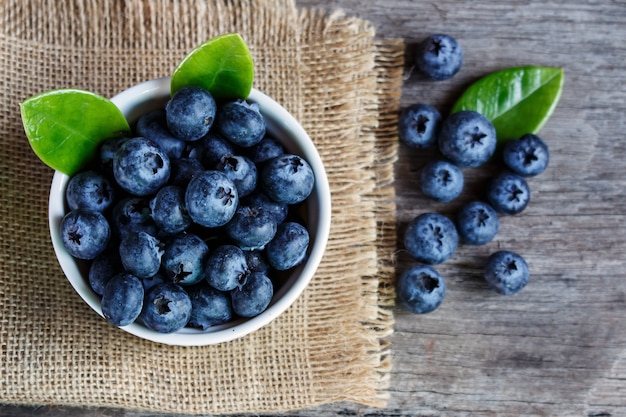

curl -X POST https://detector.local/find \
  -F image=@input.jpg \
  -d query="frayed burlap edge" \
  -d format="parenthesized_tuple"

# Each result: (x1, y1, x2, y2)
(297, 10, 403, 407)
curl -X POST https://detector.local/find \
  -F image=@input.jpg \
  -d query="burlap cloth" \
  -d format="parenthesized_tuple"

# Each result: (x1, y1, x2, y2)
(0, 0, 403, 414)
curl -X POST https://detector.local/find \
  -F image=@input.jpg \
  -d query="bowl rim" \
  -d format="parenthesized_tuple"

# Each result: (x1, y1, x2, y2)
(48, 77, 332, 346)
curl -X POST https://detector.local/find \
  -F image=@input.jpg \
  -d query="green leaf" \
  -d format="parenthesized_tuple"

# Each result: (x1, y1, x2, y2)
(451, 66, 564, 142)
(170, 32, 254, 100)
(20, 89, 130, 175)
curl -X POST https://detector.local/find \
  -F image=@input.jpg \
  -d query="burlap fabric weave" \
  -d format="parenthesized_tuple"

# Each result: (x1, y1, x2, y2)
(0, 0, 404, 414)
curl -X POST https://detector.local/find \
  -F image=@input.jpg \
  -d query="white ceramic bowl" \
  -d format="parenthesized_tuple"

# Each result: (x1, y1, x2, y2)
(48, 77, 331, 346)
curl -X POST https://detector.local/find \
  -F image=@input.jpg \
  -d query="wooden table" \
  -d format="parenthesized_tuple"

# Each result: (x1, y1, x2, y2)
(4, 1, 626, 416)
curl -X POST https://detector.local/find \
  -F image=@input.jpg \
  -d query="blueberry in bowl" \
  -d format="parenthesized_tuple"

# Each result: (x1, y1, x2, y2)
(48, 77, 331, 346)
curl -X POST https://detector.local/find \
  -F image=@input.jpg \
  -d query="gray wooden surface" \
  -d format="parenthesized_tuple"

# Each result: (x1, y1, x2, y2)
(4, 1, 626, 416)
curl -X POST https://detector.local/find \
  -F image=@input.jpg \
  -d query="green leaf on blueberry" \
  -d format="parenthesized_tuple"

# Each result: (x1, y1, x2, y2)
(451, 66, 564, 142)
(20, 89, 130, 176)
(170, 32, 254, 100)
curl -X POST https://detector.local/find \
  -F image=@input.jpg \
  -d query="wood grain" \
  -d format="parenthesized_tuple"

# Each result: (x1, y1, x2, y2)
(3, 1, 626, 416)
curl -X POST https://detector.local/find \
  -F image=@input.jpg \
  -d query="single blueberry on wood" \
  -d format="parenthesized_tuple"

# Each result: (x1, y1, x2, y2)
(396, 265, 446, 314)
(415, 34, 463, 81)
(404, 212, 458, 265)
(484, 250, 529, 295)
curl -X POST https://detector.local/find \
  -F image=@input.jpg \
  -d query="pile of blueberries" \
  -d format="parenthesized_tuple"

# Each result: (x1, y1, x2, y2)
(396, 34, 549, 314)
(59, 85, 314, 333)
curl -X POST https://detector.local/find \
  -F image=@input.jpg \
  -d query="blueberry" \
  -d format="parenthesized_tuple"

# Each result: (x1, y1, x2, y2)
(396, 265, 446, 314)
(231, 271, 274, 318)
(225, 205, 278, 251)
(99, 136, 129, 175)
(415, 34, 463, 81)
(194, 132, 236, 169)
(420, 160, 464, 202)
(187, 283, 234, 329)
(113, 137, 170, 196)
(66, 170, 115, 212)
(216, 100, 266, 147)
(484, 250, 529, 295)
(136, 109, 186, 159)
(398, 103, 442, 149)
(161, 233, 209, 286)
(166, 86, 217, 142)
(168, 157, 205, 187)
(438, 110, 497, 168)
(404, 212, 458, 265)
(204, 244, 249, 291)
(265, 222, 309, 271)
(101, 272, 144, 326)
(149, 185, 191, 235)
(141, 282, 192, 333)
(456, 201, 499, 245)
(119, 231, 163, 279)
(486, 171, 530, 215)
(216, 154, 257, 198)
(60, 209, 110, 260)
(261, 154, 314, 205)
(141, 272, 167, 291)
(88, 248, 123, 295)
(110, 196, 159, 241)
(502, 133, 550, 177)
(185, 170, 239, 228)
(245, 250, 271, 275)
(243, 191, 289, 224)
(245, 136, 285, 165)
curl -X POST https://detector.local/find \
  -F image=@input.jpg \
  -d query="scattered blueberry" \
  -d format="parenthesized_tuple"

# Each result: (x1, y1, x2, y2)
(66, 170, 115, 212)
(261, 154, 314, 205)
(396, 265, 446, 314)
(204, 244, 249, 291)
(185, 170, 239, 228)
(161, 233, 209, 286)
(187, 283, 234, 329)
(101, 273, 144, 326)
(149, 185, 192, 235)
(141, 282, 192, 333)
(456, 201, 499, 245)
(398, 103, 442, 149)
(226, 205, 277, 251)
(265, 221, 310, 271)
(136, 109, 186, 159)
(484, 250, 529, 295)
(420, 160, 464, 202)
(502, 133, 550, 177)
(486, 171, 530, 215)
(60, 209, 110, 260)
(231, 271, 274, 318)
(166, 86, 216, 142)
(118, 231, 163, 279)
(438, 110, 497, 168)
(113, 136, 170, 196)
(415, 34, 463, 81)
(404, 212, 458, 265)
(216, 99, 266, 147)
